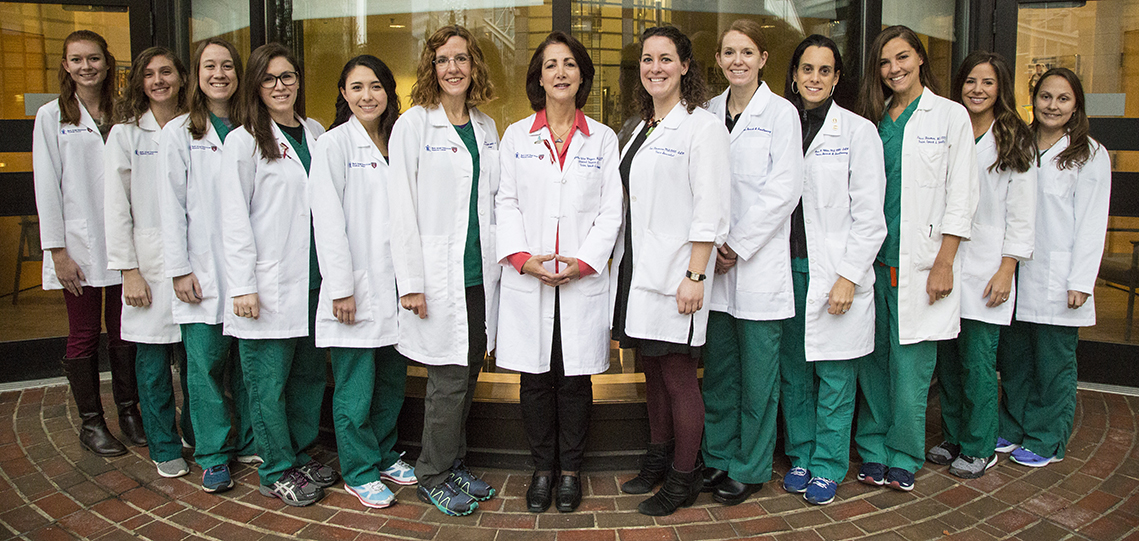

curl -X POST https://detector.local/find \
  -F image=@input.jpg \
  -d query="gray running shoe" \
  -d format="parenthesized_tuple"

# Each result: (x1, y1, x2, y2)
(154, 457, 189, 478)
(948, 454, 998, 479)
(259, 469, 325, 506)
(926, 441, 961, 465)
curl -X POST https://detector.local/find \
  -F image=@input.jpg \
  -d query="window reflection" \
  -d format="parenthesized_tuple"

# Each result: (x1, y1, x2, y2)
(190, 0, 251, 61)
(882, 0, 954, 94)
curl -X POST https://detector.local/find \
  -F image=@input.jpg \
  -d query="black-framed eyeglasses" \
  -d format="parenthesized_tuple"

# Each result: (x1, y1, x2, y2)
(260, 71, 299, 89)
(433, 54, 471, 68)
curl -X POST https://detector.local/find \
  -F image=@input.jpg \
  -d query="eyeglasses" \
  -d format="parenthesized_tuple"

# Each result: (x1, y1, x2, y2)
(433, 54, 471, 68)
(260, 71, 299, 89)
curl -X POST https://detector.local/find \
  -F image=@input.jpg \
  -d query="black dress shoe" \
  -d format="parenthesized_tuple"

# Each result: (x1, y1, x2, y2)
(556, 475, 582, 513)
(713, 477, 762, 506)
(527, 472, 554, 513)
(702, 467, 728, 493)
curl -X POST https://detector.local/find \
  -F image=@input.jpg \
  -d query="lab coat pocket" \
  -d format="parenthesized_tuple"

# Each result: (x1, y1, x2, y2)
(810, 160, 849, 208)
(350, 269, 376, 322)
(1042, 166, 1076, 198)
(912, 224, 942, 272)
(1048, 251, 1072, 299)
(572, 170, 603, 213)
(64, 219, 91, 268)
(961, 224, 1001, 280)
(500, 268, 539, 293)
(632, 231, 687, 296)
(917, 142, 947, 187)
(189, 249, 218, 300)
(734, 129, 771, 175)
(134, 228, 166, 282)
(420, 235, 450, 302)
(254, 260, 281, 313)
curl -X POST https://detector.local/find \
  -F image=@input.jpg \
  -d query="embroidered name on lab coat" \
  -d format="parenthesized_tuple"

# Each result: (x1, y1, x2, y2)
(425, 145, 458, 153)
(741, 126, 771, 135)
(60, 127, 92, 135)
(648, 146, 684, 158)
(484, 141, 497, 149)
(134, 149, 158, 156)
(574, 156, 603, 170)
(348, 161, 378, 169)
(189, 143, 218, 152)
(813, 147, 849, 157)
(916, 135, 947, 145)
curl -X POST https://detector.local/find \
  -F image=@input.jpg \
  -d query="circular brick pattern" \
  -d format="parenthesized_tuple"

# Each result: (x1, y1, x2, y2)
(0, 384, 1137, 540)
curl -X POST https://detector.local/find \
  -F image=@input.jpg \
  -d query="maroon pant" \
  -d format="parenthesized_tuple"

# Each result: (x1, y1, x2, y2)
(62, 285, 125, 359)
(642, 352, 705, 471)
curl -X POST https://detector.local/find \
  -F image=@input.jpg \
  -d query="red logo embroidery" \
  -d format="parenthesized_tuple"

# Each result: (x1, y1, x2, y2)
(87, 128, 94, 133)
(371, 162, 377, 168)
(451, 147, 458, 153)
(280, 142, 290, 159)
(211, 146, 218, 152)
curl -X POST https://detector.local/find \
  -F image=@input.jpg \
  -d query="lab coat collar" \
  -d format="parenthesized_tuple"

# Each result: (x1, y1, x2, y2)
(138, 109, 160, 132)
(883, 85, 937, 114)
(347, 115, 388, 163)
(269, 115, 313, 165)
(639, 100, 688, 150)
(426, 104, 473, 151)
(529, 109, 591, 137)
(805, 100, 843, 155)
(717, 82, 773, 141)
(75, 98, 101, 135)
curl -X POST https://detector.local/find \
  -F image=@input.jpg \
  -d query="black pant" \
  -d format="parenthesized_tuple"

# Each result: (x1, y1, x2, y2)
(520, 291, 592, 472)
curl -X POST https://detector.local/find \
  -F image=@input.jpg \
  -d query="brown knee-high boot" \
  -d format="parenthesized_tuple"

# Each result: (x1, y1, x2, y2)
(62, 356, 128, 456)
(109, 344, 147, 446)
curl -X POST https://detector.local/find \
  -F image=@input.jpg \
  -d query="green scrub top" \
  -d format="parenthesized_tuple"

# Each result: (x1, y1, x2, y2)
(876, 96, 921, 267)
(209, 113, 233, 143)
(278, 126, 321, 291)
(455, 121, 483, 288)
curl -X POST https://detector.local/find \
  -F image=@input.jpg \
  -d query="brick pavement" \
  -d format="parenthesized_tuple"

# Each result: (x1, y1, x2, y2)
(0, 384, 1137, 540)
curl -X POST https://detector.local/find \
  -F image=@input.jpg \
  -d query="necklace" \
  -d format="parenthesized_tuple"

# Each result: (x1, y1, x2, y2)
(550, 123, 570, 144)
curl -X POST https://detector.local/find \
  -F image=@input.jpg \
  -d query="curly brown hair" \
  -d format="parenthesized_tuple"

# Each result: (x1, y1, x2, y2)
(952, 51, 1034, 174)
(632, 26, 708, 120)
(112, 47, 188, 126)
(410, 25, 496, 109)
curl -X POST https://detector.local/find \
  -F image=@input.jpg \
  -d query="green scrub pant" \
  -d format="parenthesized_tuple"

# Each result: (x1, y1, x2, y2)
(779, 268, 858, 483)
(239, 289, 326, 485)
(996, 320, 1078, 459)
(935, 318, 1000, 458)
(855, 264, 937, 474)
(183, 322, 256, 469)
(702, 311, 780, 484)
(135, 343, 193, 462)
(331, 346, 407, 486)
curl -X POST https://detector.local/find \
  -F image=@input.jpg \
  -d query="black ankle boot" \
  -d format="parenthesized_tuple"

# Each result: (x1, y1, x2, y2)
(621, 440, 673, 494)
(62, 356, 127, 457)
(109, 345, 147, 446)
(637, 465, 702, 516)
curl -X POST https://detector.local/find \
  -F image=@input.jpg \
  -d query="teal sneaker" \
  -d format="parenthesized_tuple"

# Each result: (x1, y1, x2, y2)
(417, 479, 478, 516)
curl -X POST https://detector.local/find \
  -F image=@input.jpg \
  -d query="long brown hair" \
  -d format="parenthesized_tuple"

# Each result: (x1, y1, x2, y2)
(57, 30, 116, 126)
(188, 38, 244, 140)
(855, 25, 939, 122)
(410, 25, 496, 109)
(241, 43, 303, 161)
(113, 47, 188, 126)
(952, 51, 1034, 174)
(1031, 68, 1094, 170)
(633, 26, 708, 120)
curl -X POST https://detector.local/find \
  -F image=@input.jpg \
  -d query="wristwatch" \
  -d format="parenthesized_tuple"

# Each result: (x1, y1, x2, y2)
(685, 270, 706, 282)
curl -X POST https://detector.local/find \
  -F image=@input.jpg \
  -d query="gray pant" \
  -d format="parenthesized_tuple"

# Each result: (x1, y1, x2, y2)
(417, 286, 486, 488)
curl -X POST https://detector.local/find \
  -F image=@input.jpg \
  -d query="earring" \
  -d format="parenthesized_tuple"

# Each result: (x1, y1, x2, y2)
(791, 81, 799, 94)
(829, 84, 836, 98)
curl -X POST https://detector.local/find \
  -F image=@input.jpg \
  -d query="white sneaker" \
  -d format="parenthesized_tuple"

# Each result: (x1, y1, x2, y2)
(380, 458, 417, 486)
(345, 481, 396, 508)
(237, 454, 264, 464)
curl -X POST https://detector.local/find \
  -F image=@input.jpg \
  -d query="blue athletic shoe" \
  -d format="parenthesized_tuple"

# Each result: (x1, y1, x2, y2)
(885, 467, 914, 492)
(857, 462, 886, 486)
(782, 467, 811, 493)
(380, 458, 417, 486)
(1009, 447, 1061, 467)
(804, 477, 837, 505)
(346, 481, 395, 508)
(417, 479, 478, 516)
(995, 437, 1020, 453)
(448, 459, 495, 501)
(202, 464, 233, 493)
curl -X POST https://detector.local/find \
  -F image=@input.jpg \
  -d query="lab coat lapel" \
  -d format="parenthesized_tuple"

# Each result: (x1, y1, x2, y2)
(139, 109, 161, 146)
(348, 115, 386, 166)
(805, 101, 843, 155)
(731, 82, 772, 143)
(76, 98, 101, 136)
(639, 100, 686, 153)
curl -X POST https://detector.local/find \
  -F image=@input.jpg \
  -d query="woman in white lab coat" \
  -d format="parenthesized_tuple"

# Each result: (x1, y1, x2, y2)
(495, 31, 622, 514)
(612, 25, 730, 517)
(219, 43, 332, 508)
(996, 67, 1110, 468)
(33, 30, 141, 457)
(104, 46, 192, 478)
(387, 25, 501, 517)
(158, 37, 259, 494)
(699, 19, 803, 508)
(852, 25, 979, 492)
(929, 51, 1036, 479)
(776, 35, 886, 506)
(309, 54, 415, 510)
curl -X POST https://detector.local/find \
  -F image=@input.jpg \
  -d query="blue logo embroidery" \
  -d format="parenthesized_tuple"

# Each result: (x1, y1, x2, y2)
(134, 149, 158, 156)
(348, 161, 378, 169)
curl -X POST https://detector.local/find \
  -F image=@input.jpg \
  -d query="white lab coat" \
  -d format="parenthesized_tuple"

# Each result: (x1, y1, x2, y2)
(706, 83, 804, 321)
(33, 98, 120, 289)
(495, 112, 623, 376)
(158, 113, 229, 325)
(613, 102, 730, 346)
(1014, 135, 1110, 327)
(104, 110, 180, 344)
(958, 126, 1037, 325)
(893, 87, 980, 344)
(388, 105, 502, 366)
(309, 116, 399, 349)
(800, 102, 887, 361)
(219, 118, 325, 339)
